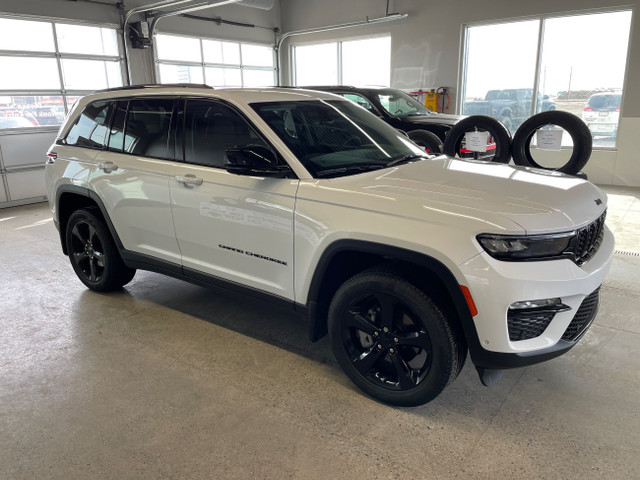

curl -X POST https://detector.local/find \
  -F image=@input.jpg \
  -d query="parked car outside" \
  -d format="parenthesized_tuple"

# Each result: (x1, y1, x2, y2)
(45, 85, 613, 406)
(463, 88, 556, 133)
(582, 91, 621, 137)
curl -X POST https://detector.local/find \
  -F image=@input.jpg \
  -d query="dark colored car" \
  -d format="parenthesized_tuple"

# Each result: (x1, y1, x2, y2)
(300, 86, 462, 152)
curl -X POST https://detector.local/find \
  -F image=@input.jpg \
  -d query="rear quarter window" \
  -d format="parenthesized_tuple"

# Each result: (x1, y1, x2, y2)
(64, 100, 113, 148)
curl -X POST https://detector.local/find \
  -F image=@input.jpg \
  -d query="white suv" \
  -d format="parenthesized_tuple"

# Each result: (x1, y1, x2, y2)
(582, 91, 621, 137)
(45, 85, 614, 406)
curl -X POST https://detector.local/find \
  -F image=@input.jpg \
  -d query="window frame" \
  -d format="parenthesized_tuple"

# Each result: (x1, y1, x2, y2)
(458, 7, 634, 150)
(0, 14, 125, 133)
(154, 32, 276, 88)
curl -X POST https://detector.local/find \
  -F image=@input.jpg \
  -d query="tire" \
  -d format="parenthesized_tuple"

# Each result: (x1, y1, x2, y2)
(66, 208, 136, 291)
(328, 269, 463, 406)
(511, 111, 592, 175)
(407, 129, 444, 154)
(443, 115, 512, 164)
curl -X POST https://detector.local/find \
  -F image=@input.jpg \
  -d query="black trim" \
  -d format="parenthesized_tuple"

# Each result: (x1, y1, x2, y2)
(121, 250, 302, 313)
(55, 184, 127, 255)
(475, 339, 579, 369)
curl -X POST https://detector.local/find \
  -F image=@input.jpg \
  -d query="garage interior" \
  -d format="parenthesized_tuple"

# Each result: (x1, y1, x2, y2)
(1, 0, 639, 478)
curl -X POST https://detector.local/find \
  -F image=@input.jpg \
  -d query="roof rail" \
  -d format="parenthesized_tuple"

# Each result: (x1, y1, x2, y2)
(94, 83, 214, 93)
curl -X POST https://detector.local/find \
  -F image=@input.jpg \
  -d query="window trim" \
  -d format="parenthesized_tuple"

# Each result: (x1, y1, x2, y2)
(457, 7, 634, 150)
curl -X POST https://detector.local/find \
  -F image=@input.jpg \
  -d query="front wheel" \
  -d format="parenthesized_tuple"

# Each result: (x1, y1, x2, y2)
(66, 208, 136, 291)
(328, 270, 464, 406)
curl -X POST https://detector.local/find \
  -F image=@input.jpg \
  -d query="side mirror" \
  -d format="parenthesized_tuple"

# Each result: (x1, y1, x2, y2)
(225, 144, 291, 177)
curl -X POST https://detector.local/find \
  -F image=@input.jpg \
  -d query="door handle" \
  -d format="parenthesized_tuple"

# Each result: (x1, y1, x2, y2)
(176, 174, 204, 187)
(99, 161, 119, 173)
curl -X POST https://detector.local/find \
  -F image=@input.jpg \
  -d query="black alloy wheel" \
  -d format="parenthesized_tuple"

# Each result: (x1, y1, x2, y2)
(70, 219, 106, 283)
(66, 208, 136, 291)
(329, 270, 463, 406)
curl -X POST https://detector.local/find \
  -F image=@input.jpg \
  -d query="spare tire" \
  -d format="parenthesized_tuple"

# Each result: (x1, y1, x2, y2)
(408, 129, 444, 154)
(443, 115, 512, 164)
(511, 111, 592, 175)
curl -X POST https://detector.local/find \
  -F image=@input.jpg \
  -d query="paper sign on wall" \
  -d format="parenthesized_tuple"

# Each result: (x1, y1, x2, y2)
(536, 129, 563, 151)
(464, 131, 489, 152)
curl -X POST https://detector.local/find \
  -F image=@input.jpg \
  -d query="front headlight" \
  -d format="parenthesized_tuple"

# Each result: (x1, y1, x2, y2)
(476, 232, 575, 261)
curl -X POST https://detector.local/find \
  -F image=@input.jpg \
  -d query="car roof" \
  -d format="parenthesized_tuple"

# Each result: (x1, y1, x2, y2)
(300, 85, 392, 92)
(84, 85, 342, 104)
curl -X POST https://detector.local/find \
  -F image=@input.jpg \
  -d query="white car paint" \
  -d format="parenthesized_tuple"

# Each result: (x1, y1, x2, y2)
(45, 86, 613, 361)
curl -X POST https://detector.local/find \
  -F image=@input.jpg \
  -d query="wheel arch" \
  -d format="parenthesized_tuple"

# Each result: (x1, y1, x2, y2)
(305, 239, 483, 358)
(56, 185, 124, 255)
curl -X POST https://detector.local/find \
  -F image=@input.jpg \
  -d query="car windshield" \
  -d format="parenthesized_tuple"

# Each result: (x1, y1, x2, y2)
(251, 99, 425, 178)
(375, 90, 433, 116)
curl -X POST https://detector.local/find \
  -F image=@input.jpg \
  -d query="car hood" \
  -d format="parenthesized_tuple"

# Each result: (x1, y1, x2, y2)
(323, 157, 607, 234)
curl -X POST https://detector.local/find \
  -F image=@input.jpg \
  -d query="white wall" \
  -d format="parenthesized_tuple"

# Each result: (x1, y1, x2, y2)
(280, 0, 640, 187)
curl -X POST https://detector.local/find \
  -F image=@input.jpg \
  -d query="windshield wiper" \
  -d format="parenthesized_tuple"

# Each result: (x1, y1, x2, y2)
(385, 154, 429, 168)
(314, 164, 384, 178)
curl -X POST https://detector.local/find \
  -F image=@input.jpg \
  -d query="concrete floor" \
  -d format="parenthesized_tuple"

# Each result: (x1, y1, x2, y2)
(1, 186, 639, 479)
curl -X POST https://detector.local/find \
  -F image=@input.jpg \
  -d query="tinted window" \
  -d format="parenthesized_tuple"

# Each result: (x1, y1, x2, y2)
(184, 100, 267, 168)
(342, 93, 375, 112)
(588, 94, 621, 110)
(376, 90, 431, 116)
(252, 100, 423, 177)
(65, 100, 113, 148)
(125, 98, 174, 158)
(107, 100, 127, 152)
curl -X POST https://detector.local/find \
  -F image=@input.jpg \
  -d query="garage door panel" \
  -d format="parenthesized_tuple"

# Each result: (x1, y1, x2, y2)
(0, 131, 57, 168)
(6, 169, 47, 201)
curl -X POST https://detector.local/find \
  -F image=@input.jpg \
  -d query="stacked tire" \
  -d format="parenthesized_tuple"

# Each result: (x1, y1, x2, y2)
(441, 111, 592, 177)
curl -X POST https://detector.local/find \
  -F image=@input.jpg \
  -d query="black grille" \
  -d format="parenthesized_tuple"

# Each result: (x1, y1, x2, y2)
(508, 310, 556, 341)
(562, 288, 600, 341)
(568, 212, 606, 265)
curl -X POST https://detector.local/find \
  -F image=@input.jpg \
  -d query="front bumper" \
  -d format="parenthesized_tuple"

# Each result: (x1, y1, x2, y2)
(458, 226, 614, 369)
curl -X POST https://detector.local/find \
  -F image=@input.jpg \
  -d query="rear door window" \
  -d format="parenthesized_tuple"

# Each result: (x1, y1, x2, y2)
(124, 98, 175, 159)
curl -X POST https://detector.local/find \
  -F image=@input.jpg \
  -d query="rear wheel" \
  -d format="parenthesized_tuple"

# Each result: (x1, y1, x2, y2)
(328, 270, 463, 406)
(66, 208, 136, 291)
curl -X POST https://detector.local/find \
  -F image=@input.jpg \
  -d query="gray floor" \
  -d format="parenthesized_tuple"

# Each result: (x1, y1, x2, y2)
(1, 186, 639, 479)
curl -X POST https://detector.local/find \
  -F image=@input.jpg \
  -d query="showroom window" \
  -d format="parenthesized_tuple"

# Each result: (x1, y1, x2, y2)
(155, 34, 275, 87)
(0, 16, 123, 130)
(293, 36, 391, 87)
(461, 10, 632, 147)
